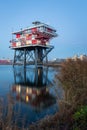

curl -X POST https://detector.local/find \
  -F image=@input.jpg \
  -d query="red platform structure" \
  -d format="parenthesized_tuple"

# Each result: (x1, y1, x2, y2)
(10, 21, 57, 67)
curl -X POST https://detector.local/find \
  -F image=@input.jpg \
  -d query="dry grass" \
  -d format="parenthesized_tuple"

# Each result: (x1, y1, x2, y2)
(56, 59, 87, 107)
(29, 59, 87, 130)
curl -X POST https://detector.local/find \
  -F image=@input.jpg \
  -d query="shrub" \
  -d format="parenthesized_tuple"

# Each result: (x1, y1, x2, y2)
(73, 106, 87, 130)
(55, 59, 87, 129)
(56, 59, 87, 107)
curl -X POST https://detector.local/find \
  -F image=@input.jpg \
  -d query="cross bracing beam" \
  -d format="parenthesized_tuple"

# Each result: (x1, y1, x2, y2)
(12, 45, 54, 67)
(41, 46, 54, 60)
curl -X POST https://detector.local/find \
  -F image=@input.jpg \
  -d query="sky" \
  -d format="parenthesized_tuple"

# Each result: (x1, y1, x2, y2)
(0, 0, 87, 60)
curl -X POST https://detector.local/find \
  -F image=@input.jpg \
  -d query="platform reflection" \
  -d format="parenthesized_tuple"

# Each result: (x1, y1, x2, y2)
(12, 67, 56, 110)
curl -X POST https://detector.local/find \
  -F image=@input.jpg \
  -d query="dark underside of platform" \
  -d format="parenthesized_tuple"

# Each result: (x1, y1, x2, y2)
(10, 45, 53, 50)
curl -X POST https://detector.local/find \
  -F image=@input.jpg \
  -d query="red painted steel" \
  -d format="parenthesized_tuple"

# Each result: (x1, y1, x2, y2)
(16, 34, 20, 38)
(10, 22, 57, 48)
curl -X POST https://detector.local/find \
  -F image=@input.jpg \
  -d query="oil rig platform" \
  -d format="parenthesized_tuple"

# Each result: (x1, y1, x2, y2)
(10, 21, 57, 67)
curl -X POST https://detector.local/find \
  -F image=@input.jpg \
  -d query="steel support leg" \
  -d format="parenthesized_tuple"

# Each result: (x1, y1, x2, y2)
(24, 49, 26, 68)
(35, 48, 38, 67)
(13, 50, 16, 67)
(44, 49, 48, 63)
(38, 49, 43, 64)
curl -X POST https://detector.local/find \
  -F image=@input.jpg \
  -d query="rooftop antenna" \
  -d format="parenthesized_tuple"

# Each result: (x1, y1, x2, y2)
(32, 21, 41, 25)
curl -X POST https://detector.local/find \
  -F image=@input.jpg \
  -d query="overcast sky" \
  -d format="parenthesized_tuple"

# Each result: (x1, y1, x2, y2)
(0, 0, 87, 59)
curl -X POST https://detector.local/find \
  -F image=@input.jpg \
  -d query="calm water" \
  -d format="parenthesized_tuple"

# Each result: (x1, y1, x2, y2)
(0, 65, 63, 128)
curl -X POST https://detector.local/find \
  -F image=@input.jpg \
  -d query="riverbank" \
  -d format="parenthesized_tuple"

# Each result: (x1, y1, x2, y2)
(29, 59, 87, 130)
(0, 61, 62, 67)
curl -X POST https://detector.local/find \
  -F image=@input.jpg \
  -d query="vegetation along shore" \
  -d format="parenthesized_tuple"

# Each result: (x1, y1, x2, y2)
(29, 59, 87, 130)
(0, 59, 87, 130)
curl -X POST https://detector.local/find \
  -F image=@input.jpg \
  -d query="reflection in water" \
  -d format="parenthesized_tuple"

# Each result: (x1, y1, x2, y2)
(0, 67, 57, 128)
(14, 67, 49, 87)
(12, 67, 56, 110)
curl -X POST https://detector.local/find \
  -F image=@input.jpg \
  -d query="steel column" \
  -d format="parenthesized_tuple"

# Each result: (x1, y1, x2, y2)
(13, 50, 16, 67)
(44, 49, 48, 63)
(24, 49, 26, 68)
(38, 48, 43, 63)
(35, 48, 38, 67)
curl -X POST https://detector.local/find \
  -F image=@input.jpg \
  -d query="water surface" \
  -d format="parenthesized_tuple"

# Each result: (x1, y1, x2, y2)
(0, 65, 63, 128)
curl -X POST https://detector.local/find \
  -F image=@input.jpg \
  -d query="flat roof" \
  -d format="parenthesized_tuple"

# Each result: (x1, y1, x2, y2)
(12, 23, 56, 34)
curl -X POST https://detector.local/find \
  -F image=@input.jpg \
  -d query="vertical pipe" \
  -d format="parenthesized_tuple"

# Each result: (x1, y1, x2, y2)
(13, 50, 16, 67)
(38, 49, 43, 64)
(24, 49, 26, 68)
(44, 49, 48, 63)
(35, 48, 38, 67)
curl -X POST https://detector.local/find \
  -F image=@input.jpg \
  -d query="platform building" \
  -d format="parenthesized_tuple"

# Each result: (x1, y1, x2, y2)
(10, 21, 57, 67)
